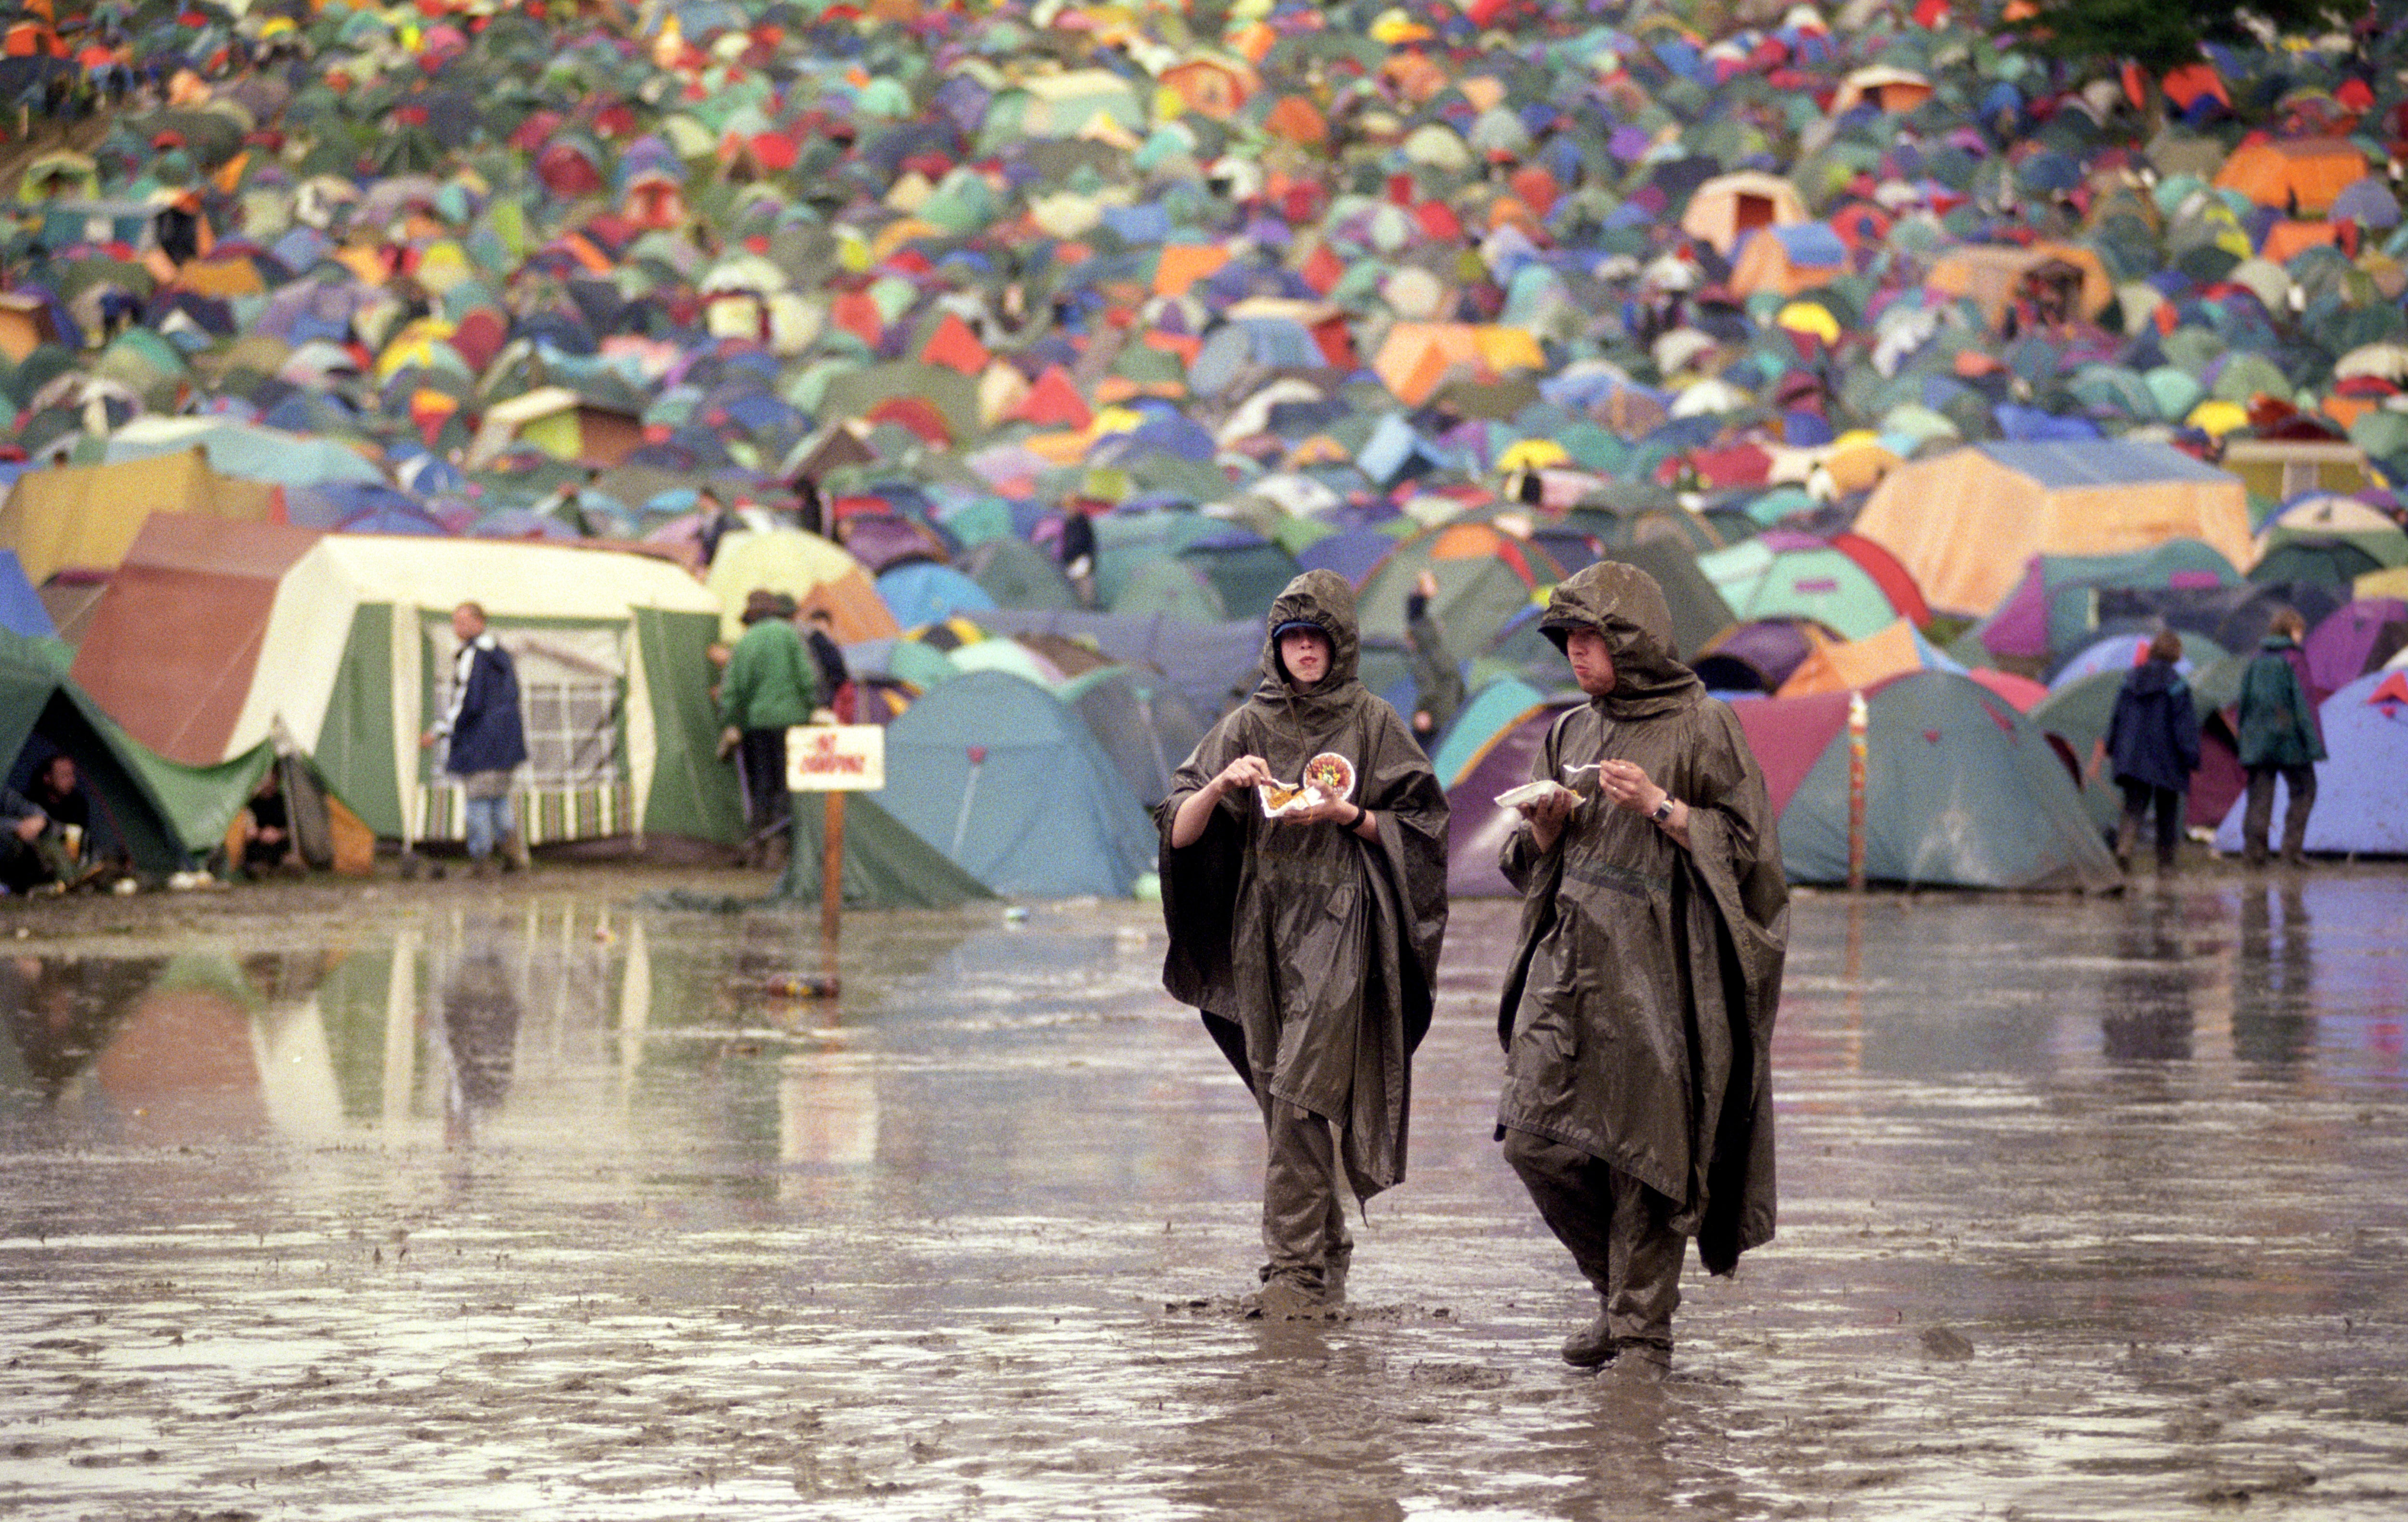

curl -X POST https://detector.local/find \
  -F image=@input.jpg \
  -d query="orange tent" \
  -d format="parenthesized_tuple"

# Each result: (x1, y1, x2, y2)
(1371, 324, 1545, 407)
(1679, 171, 1808, 257)
(1153, 243, 1231, 298)
(2213, 136, 2371, 215)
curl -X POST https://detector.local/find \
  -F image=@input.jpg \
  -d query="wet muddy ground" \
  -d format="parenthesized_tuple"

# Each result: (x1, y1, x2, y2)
(2, 865, 2405, 1519)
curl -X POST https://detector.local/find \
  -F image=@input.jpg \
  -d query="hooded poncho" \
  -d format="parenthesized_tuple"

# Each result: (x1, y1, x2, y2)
(1155, 570, 1449, 1200)
(1494, 561, 1787, 1275)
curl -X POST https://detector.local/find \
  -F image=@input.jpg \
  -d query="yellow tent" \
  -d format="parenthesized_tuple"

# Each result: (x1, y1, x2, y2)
(1371, 323, 1546, 407)
(704, 528, 899, 644)
(1852, 441, 2255, 617)
(2357, 566, 2408, 601)
(0, 448, 281, 584)
(1925, 242, 2115, 330)
(1777, 620, 1926, 698)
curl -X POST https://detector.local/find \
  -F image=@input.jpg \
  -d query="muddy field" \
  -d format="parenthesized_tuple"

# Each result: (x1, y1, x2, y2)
(2, 865, 2405, 1520)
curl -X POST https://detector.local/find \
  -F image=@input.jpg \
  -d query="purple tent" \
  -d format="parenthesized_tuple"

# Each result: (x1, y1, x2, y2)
(1444, 702, 1571, 898)
(1293, 527, 1395, 586)
(1694, 619, 1818, 693)
(2305, 598, 2408, 698)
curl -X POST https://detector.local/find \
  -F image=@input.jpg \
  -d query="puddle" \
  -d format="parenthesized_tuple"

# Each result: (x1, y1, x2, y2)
(2, 874, 2406, 1517)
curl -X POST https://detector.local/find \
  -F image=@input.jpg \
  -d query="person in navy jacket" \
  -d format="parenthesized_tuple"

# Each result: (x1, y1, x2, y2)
(420, 602, 530, 873)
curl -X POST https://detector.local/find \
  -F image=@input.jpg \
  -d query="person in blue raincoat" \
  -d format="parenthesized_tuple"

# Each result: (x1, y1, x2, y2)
(420, 602, 530, 874)
(2101, 630, 2200, 874)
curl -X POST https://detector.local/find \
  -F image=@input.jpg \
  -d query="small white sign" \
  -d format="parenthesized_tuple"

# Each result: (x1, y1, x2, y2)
(786, 724, 885, 792)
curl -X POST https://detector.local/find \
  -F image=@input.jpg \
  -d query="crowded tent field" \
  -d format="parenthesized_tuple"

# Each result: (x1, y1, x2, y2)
(2, 0, 2407, 897)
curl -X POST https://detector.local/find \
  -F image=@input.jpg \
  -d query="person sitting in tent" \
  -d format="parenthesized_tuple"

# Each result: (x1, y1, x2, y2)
(1156, 570, 1449, 1319)
(1493, 561, 1786, 1379)
(2, 755, 88, 895)
(235, 767, 301, 881)
(717, 590, 819, 869)
(2237, 608, 2326, 868)
(2099, 630, 2201, 876)
(420, 602, 531, 877)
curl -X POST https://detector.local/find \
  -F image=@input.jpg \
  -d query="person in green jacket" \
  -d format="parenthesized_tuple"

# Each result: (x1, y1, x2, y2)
(2235, 609, 2327, 868)
(719, 590, 821, 866)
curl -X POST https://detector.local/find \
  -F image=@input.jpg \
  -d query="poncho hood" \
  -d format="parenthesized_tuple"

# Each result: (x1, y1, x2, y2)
(1254, 568, 1364, 720)
(1537, 561, 1705, 721)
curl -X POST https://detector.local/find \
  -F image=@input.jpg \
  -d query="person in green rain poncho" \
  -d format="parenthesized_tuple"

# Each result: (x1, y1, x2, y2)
(1494, 561, 1788, 1379)
(1156, 570, 1449, 1319)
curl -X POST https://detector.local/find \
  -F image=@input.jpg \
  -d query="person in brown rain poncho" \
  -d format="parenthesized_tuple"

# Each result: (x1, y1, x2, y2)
(1496, 560, 1787, 1378)
(1157, 570, 1449, 1318)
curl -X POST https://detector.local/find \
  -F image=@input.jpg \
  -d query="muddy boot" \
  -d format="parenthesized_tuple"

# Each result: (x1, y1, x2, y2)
(1608, 1342, 1672, 1384)
(1561, 1313, 1618, 1369)
(1322, 1244, 1352, 1306)
(2112, 814, 2137, 872)
(1244, 1275, 1326, 1321)
(501, 830, 531, 872)
(759, 830, 791, 872)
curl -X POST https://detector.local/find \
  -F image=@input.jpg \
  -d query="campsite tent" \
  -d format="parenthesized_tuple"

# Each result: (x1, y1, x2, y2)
(71, 518, 741, 850)
(1731, 673, 2121, 890)
(772, 793, 996, 909)
(1059, 664, 1209, 808)
(973, 607, 1263, 721)
(877, 670, 1157, 897)
(704, 528, 899, 644)
(2212, 670, 2408, 857)
(0, 550, 54, 637)
(1975, 541, 2242, 673)
(1853, 442, 2256, 618)
(0, 629, 188, 878)
(0, 448, 282, 585)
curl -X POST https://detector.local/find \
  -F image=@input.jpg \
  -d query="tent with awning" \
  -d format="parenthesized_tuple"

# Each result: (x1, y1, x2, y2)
(71, 518, 741, 850)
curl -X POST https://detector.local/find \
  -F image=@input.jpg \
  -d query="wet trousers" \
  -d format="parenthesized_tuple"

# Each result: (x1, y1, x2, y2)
(459, 771, 514, 861)
(1502, 1128, 1683, 1354)
(1256, 1092, 1352, 1298)
(2116, 781, 2182, 870)
(738, 728, 792, 836)
(2241, 764, 2316, 865)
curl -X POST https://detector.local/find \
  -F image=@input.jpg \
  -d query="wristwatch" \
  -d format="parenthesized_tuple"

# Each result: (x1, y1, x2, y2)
(1649, 795, 1678, 823)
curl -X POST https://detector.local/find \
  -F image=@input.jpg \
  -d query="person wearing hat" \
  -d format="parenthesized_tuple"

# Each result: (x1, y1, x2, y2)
(1156, 571, 1449, 1319)
(1493, 560, 1787, 1379)
(719, 590, 819, 868)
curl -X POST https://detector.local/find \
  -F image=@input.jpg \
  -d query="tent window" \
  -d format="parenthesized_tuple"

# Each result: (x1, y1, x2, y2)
(1734, 193, 1775, 234)
(518, 677, 620, 788)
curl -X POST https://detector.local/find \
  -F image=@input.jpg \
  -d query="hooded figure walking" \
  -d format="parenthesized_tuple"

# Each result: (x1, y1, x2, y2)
(1157, 570, 1449, 1319)
(1495, 562, 1787, 1379)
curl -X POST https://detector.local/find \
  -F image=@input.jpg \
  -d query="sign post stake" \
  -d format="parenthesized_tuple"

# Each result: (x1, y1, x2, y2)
(786, 724, 886, 968)
(820, 790, 845, 947)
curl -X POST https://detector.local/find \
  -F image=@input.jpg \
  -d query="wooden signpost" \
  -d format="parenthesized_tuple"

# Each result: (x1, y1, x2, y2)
(786, 723, 885, 947)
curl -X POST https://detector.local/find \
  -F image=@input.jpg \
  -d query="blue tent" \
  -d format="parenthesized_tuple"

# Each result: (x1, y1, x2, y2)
(2214, 670, 2408, 857)
(0, 551, 55, 638)
(879, 670, 1158, 897)
(1429, 676, 1547, 790)
(877, 561, 997, 627)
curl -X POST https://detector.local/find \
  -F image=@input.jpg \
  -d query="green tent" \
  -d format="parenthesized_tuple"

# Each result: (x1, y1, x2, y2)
(771, 794, 996, 909)
(0, 629, 190, 877)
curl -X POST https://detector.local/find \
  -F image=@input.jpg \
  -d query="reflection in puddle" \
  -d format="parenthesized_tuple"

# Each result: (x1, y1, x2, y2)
(0, 880, 2404, 1521)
